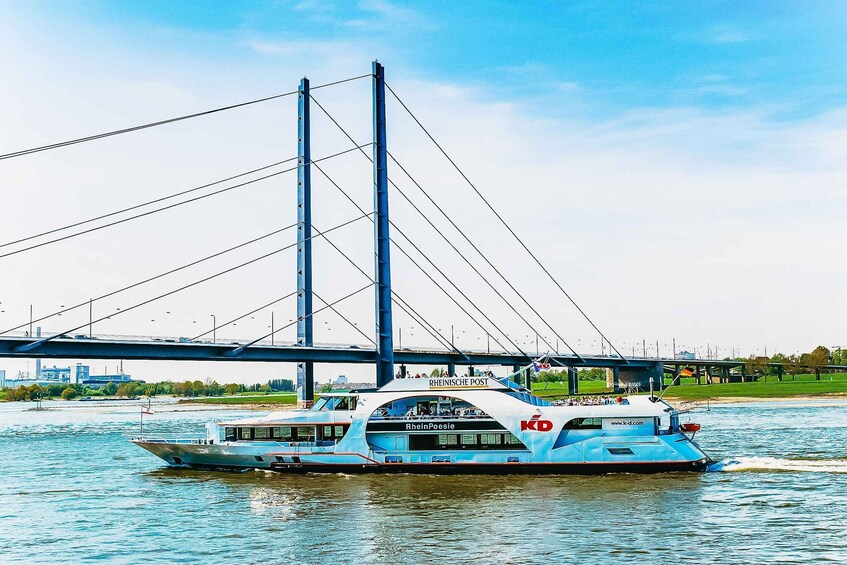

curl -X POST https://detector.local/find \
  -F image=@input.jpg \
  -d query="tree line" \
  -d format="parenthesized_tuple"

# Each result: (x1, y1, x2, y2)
(743, 346, 845, 380)
(1, 378, 294, 402)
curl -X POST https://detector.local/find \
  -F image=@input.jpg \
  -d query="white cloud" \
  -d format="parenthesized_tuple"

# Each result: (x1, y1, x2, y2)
(1, 8, 845, 386)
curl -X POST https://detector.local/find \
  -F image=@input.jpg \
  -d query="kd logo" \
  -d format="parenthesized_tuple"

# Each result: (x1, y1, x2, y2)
(520, 414, 553, 432)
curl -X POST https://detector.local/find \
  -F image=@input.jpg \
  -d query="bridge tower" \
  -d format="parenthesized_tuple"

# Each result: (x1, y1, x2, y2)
(372, 61, 394, 387)
(296, 77, 314, 402)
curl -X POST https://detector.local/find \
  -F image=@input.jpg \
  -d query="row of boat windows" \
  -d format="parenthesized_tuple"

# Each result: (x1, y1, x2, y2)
(408, 433, 527, 451)
(225, 426, 348, 442)
(563, 418, 603, 430)
(311, 396, 358, 411)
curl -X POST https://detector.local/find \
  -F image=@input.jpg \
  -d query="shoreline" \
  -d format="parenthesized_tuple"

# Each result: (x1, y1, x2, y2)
(676, 393, 847, 408)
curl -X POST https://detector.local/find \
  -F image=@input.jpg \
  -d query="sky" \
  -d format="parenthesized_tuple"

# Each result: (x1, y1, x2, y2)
(0, 1, 845, 384)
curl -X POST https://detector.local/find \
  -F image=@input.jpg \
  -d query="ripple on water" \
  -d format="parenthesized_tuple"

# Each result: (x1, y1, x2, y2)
(2, 401, 847, 563)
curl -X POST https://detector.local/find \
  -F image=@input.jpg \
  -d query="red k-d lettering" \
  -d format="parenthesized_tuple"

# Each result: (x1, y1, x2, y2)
(520, 414, 553, 432)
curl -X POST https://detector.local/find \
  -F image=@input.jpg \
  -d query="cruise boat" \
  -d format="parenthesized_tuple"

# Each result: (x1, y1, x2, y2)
(132, 372, 710, 473)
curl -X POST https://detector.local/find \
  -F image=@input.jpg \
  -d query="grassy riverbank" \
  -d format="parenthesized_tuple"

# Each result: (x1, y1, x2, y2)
(532, 373, 847, 400)
(178, 393, 298, 406)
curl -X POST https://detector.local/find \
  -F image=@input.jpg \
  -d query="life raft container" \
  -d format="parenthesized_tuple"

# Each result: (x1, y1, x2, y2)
(680, 423, 701, 433)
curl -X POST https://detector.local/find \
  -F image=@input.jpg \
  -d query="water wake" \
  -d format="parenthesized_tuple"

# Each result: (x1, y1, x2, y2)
(708, 456, 847, 474)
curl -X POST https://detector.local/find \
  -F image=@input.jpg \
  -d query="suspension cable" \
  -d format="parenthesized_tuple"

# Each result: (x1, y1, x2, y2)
(0, 145, 369, 260)
(0, 74, 371, 161)
(309, 95, 541, 358)
(0, 223, 298, 335)
(16, 212, 372, 351)
(387, 152, 580, 361)
(384, 81, 626, 361)
(313, 221, 455, 352)
(312, 159, 528, 358)
(0, 156, 299, 249)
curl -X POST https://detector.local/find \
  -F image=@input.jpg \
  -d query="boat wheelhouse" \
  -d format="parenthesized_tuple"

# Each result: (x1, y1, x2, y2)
(132, 374, 710, 473)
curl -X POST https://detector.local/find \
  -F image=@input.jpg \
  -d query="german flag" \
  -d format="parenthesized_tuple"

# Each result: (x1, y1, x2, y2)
(678, 367, 694, 378)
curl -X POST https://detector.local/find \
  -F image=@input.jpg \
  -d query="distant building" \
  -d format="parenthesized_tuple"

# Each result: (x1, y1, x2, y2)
(1, 363, 133, 389)
(675, 351, 696, 360)
(41, 365, 72, 381)
(334, 375, 348, 385)
(80, 373, 132, 388)
(72, 363, 89, 384)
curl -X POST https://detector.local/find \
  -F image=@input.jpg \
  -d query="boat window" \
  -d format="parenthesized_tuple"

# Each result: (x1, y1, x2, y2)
(314, 396, 358, 411)
(322, 425, 348, 441)
(480, 433, 501, 445)
(230, 426, 319, 442)
(369, 395, 488, 419)
(437, 434, 458, 446)
(311, 398, 330, 411)
(563, 417, 603, 430)
(297, 427, 316, 442)
(505, 434, 524, 445)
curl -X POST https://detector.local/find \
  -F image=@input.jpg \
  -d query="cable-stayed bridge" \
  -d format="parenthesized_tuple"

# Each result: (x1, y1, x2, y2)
(3, 61, 786, 399)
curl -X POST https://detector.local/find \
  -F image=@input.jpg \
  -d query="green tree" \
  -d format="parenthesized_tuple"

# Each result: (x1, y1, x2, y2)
(173, 381, 190, 397)
(115, 383, 130, 397)
(535, 370, 565, 390)
(770, 353, 786, 380)
(744, 355, 769, 381)
(784, 354, 802, 380)
(430, 368, 442, 378)
(61, 387, 77, 400)
(191, 380, 205, 397)
(102, 381, 118, 396)
(807, 345, 830, 380)
(224, 383, 240, 396)
(319, 383, 333, 393)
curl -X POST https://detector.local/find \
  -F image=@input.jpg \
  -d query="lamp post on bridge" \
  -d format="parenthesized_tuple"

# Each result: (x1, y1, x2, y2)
(211, 314, 216, 344)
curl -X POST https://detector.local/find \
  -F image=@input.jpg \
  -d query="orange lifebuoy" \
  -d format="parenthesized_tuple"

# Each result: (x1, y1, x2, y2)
(680, 423, 701, 432)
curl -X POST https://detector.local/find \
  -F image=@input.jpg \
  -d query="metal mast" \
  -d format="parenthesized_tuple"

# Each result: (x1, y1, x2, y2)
(297, 77, 314, 402)
(372, 61, 394, 387)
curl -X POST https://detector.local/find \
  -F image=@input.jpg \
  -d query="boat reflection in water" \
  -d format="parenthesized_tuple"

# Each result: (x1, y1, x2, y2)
(132, 373, 710, 474)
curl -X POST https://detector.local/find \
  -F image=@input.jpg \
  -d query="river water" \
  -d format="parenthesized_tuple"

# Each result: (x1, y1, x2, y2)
(1, 399, 846, 564)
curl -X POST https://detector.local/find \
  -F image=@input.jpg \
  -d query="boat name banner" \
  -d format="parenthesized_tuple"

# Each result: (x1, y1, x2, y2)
(429, 377, 488, 390)
(368, 420, 507, 432)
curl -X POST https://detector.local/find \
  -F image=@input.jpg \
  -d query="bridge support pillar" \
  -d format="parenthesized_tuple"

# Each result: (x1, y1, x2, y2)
(468, 365, 474, 377)
(372, 61, 394, 388)
(399, 364, 407, 378)
(777, 365, 783, 381)
(447, 362, 455, 377)
(567, 367, 578, 396)
(613, 363, 663, 393)
(612, 366, 620, 393)
(296, 76, 314, 402)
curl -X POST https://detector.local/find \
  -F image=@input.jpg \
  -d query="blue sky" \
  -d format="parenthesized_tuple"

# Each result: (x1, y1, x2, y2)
(20, 0, 847, 120)
(2, 2, 846, 382)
